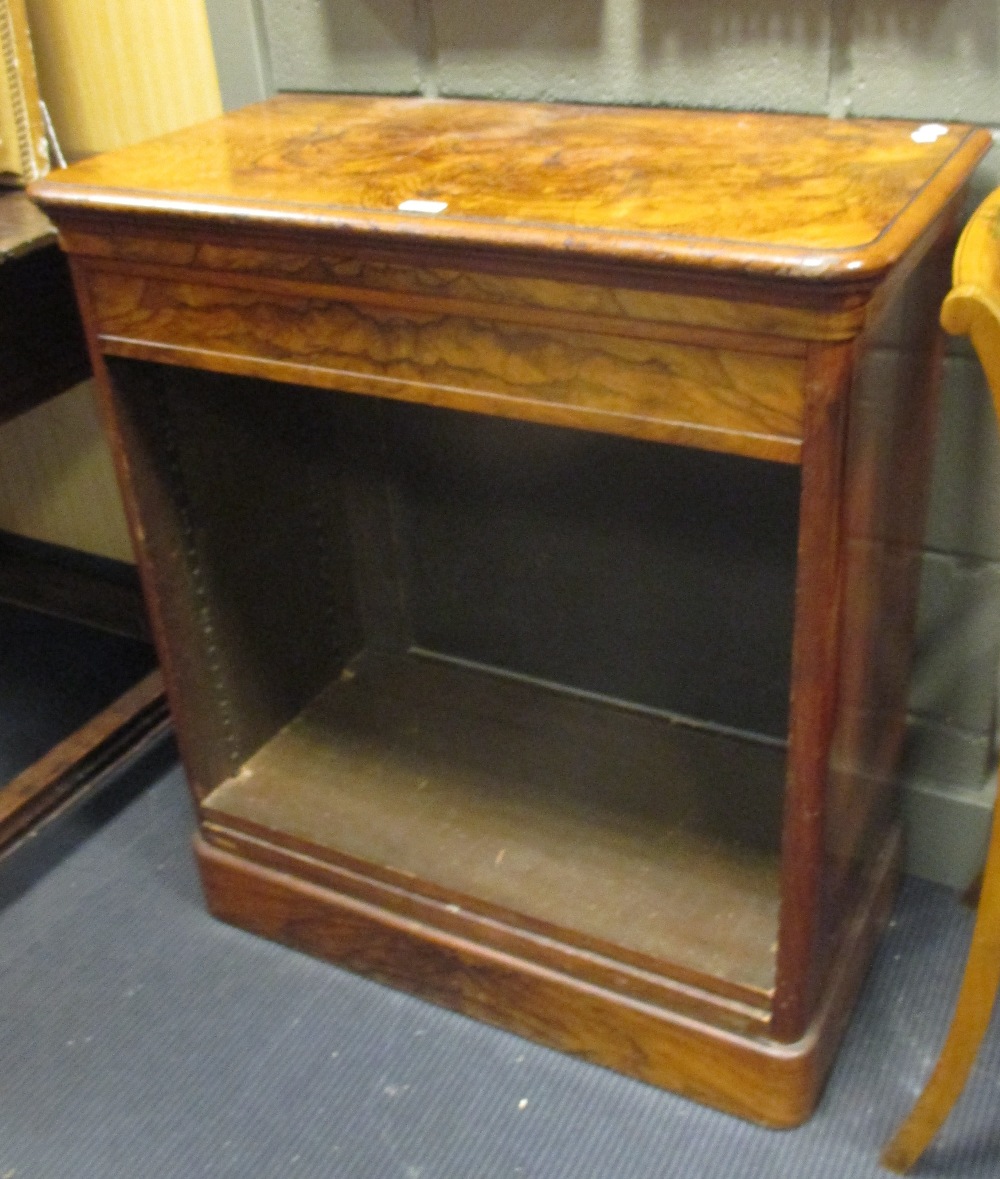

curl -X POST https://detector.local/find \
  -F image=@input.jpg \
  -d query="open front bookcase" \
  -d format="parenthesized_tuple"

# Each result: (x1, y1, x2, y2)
(31, 94, 992, 1125)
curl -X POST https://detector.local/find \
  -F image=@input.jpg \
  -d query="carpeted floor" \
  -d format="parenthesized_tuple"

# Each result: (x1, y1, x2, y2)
(0, 749, 998, 1179)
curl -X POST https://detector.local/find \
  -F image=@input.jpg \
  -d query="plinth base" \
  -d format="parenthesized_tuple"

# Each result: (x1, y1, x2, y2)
(195, 822, 899, 1127)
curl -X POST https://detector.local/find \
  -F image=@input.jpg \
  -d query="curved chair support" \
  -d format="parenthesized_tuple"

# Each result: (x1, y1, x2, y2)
(881, 798, 1000, 1171)
(882, 185, 1000, 1172)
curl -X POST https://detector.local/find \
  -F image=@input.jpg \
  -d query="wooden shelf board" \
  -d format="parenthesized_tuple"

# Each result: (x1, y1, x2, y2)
(0, 668, 169, 854)
(204, 650, 785, 995)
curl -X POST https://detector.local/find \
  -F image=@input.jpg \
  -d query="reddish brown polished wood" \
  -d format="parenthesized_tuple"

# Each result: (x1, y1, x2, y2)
(33, 95, 988, 289)
(30, 95, 990, 1127)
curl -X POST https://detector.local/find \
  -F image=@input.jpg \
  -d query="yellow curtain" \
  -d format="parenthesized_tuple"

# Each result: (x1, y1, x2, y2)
(24, 0, 221, 158)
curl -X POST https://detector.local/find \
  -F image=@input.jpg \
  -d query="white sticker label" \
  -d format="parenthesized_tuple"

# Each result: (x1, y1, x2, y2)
(911, 123, 949, 144)
(397, 199, 448, 214)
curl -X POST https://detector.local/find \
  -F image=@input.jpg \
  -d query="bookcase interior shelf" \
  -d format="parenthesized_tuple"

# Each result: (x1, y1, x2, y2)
(205, 647, 786, 997)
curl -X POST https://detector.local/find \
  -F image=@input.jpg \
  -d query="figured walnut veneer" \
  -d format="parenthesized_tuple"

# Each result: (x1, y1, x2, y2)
(36, 95, 983, 282)
(30, 94, 991, 1127)
(82, 268, 807, 461)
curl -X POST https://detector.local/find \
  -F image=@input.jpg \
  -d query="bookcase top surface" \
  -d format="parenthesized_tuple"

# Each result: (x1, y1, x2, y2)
(31, 94, 990, 287)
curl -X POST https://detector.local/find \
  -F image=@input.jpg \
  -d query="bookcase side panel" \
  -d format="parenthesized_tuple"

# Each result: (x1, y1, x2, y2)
(98, 358, 364, 797)
(824, 209, 959, 930)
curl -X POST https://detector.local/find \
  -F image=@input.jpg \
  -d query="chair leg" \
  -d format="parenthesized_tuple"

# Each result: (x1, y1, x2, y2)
(881, 793, 1000, 1172)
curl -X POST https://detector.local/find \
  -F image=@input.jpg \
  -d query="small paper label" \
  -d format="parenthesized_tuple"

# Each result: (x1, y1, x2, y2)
(911, 123, 949, 144)
(397, 199, 448, 214)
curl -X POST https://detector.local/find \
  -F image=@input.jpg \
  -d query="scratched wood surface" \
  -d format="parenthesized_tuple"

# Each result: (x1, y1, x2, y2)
(31, 94, 990, 290)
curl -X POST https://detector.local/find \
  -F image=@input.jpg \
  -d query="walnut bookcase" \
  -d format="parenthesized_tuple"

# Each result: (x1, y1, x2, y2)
(31, 96, 991, 1126)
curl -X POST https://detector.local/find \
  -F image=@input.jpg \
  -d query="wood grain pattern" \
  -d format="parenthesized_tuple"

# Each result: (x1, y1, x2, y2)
(81, 266, 806, 462)
(773, 219, 958, 1045)
(197, 834, 805, 1126)
(30, 95, 990, 293)
(827, 222, 956, 907)
(772, 340, 855, 1041)
(196, 810, 899, 1129)
(59, 229, 865, 343)
(37, 95, 988, 1123)
(202, 818, 771, 1036)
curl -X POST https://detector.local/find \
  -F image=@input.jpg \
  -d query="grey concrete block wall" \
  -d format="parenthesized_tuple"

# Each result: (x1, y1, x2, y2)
(926, 357, 1000, 561)
(908, 555, 1000, 759)
(205, 0, 1000, 887)
(259, 0, 422, 94)
(847, 3, 1000, 122)
(432, 0, 834, 112)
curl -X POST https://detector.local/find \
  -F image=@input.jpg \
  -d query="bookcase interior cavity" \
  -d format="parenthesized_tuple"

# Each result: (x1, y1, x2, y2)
(113, 358, 799, 999)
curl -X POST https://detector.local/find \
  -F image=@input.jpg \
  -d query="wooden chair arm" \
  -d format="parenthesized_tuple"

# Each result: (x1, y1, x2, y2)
(942, 284, 1000, 414)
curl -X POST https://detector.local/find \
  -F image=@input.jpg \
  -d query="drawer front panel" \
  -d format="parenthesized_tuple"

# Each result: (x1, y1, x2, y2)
(85, 269, 805, 461)
(65, 229, 865, 342)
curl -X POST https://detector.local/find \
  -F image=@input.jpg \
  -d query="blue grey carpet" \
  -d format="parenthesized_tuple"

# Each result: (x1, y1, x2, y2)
(0, 754, 998, 1178)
